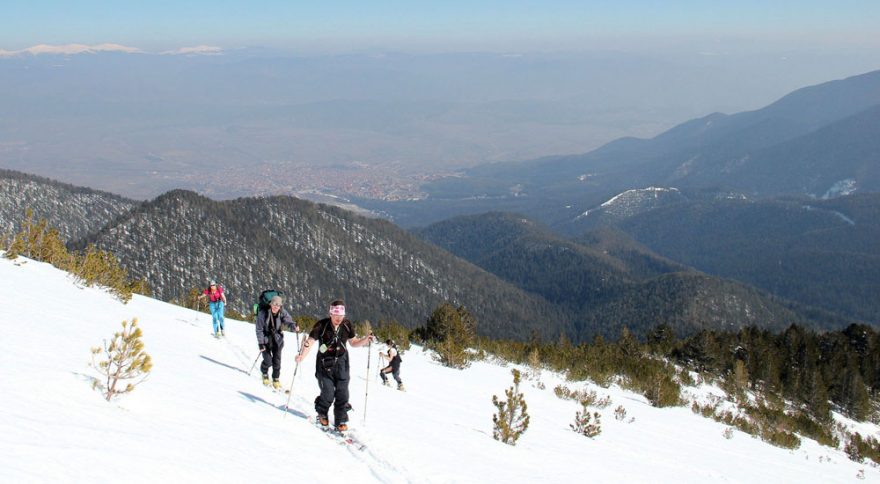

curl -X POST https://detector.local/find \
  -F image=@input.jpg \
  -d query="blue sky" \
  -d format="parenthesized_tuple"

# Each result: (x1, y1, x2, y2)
(2, 1, 879, 52)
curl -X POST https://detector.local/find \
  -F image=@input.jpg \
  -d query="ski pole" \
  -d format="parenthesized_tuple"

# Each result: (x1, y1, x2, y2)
(247, 352, 261, 376)
(283, 332, 307, 418)
(363, 335, 373, 425)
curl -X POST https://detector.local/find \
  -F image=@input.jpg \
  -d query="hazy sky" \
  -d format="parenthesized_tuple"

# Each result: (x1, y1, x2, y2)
(3, 1, 879, 52)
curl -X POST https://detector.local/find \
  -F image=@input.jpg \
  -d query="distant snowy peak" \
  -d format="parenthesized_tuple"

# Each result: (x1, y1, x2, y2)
(161, 45, 224, 56)
(578, 187, 685, 220)
(0, 43, 142, 57)
(0, 43, 224, 58)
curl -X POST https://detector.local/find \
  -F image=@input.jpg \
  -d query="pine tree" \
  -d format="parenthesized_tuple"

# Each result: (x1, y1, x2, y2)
(90, 319, 153, 401)
(571, 402, 602, 438)
(646, 323, 676, 354)
(186, 287, 206, 312)
(356, 320, 373, 339)
(127, 278, 153, 297)
(3, 209, 73, 268)
(807, 369, 832, 423)
(74, 244, 133, 302)
(374, 320, 411, 351)
(844, 368, 872, 421)
(492, 369, 530, 445)
(527, 347, 542, 381)
(425, 303, 477, 369)
(726, 359, 750, 403)
(845, 433, 864, 463)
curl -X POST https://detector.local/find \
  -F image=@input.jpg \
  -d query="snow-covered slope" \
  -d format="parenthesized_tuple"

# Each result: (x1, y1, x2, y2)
(578, 187, 686, 221)
(0, 254, 873, 483)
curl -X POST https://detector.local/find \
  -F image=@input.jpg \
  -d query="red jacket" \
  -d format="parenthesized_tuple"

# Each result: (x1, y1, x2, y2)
(204, 286, 224, 303)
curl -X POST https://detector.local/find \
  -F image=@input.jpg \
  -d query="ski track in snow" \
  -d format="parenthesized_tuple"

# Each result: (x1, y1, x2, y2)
(211, 326, 418, 483)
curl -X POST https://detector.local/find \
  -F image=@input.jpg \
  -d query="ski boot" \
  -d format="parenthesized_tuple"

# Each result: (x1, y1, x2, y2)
(262, 374, 271, 386)
(317, 415, 329, 427)
(336, 422, 349, 432)
(272, 379, 282, 390)
(397, 383, 406, 392)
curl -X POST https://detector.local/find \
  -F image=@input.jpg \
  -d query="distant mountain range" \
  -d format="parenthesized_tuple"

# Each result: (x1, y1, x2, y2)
(3, 48, 865, 201)
(355, 69, 880, 330)
(362, 68, 880, 231)
(4, 67, 879, 339)
(0, 43, 222, 57)
(5, 169, 853, 342)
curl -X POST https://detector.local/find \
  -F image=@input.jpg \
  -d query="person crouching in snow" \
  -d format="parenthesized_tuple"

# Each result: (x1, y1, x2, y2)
(379, 339, 404, 391)
(295, 300, 375, 432)
(256, 295, 298, 390)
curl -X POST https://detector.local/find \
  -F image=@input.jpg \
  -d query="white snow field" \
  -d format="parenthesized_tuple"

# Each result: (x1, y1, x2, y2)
(0, 254, 876, 483)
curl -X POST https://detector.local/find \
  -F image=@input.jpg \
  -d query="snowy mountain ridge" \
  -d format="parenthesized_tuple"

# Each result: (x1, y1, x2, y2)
(577, 186, 686, 220)
(0, 43, 223, 57)
(1, 253, 875, 482)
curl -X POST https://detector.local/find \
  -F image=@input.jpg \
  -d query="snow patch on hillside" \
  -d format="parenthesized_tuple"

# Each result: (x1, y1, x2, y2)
(578, 187, 683, 219)
(803, 205, 856, 226)
(823, 179, 858, 199)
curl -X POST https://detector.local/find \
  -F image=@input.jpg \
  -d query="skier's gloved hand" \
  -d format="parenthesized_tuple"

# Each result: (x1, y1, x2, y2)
(260, 345, 266, 352)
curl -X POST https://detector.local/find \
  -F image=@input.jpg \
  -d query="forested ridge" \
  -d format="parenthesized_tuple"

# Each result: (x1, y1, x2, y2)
(72, 190, 568, 341)
(416, 212, 852, 341)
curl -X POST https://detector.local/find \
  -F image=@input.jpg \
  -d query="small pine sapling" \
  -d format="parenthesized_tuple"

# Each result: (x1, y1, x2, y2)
(571, 401, 602, 438)
(527, 347, 542, 383)
(492, 369, 530, 445)
(594, 394, 613, 409)
(554, 384, 573, 400)
(613, 405, 627, 421)
(846, 433, 865, 463)
(356, 320, 373, 339)
(90, 318, 153, 401)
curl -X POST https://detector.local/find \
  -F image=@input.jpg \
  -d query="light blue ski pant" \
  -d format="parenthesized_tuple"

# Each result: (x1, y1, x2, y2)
(209, 301, 225, 333)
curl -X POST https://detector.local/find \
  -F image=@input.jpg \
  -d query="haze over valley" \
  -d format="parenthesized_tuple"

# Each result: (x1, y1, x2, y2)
(2, 44, 878, 202)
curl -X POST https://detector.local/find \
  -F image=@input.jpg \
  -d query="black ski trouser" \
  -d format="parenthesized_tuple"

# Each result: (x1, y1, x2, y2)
(260, 343, 283, 380)
(380, 364, 402, 385)
(314, 355, 350, 424)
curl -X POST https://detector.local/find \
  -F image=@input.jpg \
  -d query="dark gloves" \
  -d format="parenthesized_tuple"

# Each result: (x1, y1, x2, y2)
(260, 345, 266, 352)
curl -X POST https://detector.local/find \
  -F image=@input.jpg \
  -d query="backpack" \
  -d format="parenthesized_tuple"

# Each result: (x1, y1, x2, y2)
(253, 289, 284, 317)
(388, 341, 402, 363)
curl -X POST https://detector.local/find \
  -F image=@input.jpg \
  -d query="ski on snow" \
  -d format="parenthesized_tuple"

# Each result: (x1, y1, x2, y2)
(307, 416, 367, 450)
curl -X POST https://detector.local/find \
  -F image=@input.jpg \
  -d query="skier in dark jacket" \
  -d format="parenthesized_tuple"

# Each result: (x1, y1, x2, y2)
(379, 339, 404, 391)
(255, 295, 298, 390)
(295, 299, 374, 431)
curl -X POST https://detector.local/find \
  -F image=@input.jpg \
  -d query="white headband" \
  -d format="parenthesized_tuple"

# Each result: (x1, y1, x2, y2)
(329, 305, 345, 316)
